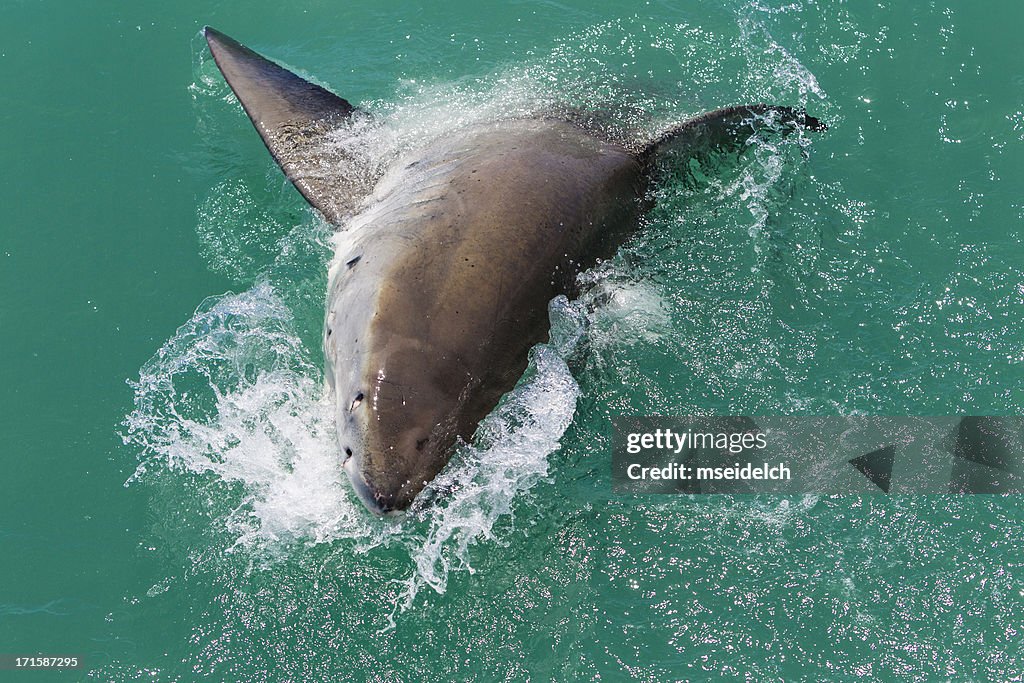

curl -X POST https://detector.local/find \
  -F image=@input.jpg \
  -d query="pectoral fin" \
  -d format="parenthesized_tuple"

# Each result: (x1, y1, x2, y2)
(640, 104, 825, 165)
(204, 27, 366, 225)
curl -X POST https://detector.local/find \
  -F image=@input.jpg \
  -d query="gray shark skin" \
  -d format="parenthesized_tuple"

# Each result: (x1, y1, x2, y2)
(203, 27, 823, 514)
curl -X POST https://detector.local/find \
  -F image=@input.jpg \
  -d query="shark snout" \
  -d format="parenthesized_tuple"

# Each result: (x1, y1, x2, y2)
(343, 453, 407, 517)
(340, 410, 453, 516)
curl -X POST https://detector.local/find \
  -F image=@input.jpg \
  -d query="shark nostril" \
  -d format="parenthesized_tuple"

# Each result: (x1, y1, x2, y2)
(349, 393, 364, 411)
(343, 446, 353, 463)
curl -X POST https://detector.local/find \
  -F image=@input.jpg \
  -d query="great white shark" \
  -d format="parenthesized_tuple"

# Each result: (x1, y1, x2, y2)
(203, 27, 824, 515)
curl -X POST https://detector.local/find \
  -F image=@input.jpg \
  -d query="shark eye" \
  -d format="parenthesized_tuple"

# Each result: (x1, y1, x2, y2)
(349, 393, 364, 411)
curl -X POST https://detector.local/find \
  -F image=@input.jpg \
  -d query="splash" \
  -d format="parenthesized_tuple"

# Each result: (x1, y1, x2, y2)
(122, 281, 583, 612)
(121, 284, 370, 548)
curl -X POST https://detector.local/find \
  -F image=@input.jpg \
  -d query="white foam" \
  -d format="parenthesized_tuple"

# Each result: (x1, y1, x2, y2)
(407, 345, 580, 592)
(575, 266, 674, 349)
(123, 279, 584, 609)
(122, 285, 374, 549)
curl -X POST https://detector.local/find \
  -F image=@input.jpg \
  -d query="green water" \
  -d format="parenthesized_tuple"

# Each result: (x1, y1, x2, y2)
(2, 0, 1023, 680)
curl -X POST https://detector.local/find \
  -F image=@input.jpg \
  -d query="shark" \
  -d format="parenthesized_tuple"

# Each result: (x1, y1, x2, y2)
(203, 26, 823, 514)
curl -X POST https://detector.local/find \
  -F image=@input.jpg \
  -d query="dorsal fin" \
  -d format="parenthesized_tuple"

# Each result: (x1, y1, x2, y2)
(204, 27, 365, 225)
(640, 104, 825, 165)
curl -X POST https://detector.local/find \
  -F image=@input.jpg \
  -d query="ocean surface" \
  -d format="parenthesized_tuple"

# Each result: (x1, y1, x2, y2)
(2, 1, 1023, 680)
